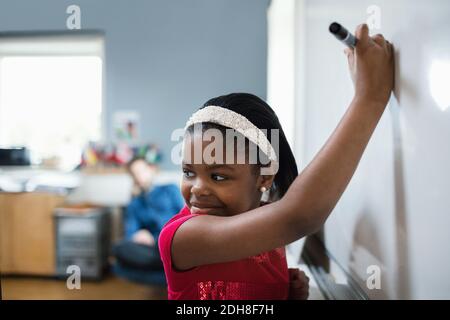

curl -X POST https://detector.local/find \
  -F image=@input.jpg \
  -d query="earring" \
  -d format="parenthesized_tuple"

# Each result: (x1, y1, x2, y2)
(260, 186, 267, 193)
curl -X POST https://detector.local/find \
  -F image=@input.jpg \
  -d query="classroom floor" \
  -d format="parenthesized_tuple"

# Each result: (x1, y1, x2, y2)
(1, 274, 167, 300)
(2, 264, 323, 300)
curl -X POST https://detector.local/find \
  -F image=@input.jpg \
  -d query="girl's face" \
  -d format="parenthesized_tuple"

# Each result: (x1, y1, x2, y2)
(181, 131, 271, 217)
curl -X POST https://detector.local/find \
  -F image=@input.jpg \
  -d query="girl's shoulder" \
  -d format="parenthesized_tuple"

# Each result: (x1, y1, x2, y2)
(162, 205, 192, 226)
(158, 205, 199, 272)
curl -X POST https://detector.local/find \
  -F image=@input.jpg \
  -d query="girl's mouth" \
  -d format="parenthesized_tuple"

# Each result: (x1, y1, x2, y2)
(191, 206, 216, 215)
(190, 202, 223, 215)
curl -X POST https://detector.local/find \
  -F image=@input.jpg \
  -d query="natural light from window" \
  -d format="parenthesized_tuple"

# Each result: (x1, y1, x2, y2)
(0, 56, 102, 170)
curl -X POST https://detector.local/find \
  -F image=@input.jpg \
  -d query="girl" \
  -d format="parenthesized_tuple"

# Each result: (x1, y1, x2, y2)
(159, 24, 394, 300)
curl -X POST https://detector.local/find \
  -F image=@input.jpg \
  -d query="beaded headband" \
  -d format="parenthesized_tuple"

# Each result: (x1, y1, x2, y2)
(184, 105, 278, 163)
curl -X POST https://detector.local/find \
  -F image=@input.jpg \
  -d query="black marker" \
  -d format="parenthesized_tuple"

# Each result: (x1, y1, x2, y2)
(329, 22, 357, 48)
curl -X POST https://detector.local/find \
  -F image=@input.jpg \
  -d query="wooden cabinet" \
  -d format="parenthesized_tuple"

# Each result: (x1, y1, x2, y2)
(0, 192, 65, 276)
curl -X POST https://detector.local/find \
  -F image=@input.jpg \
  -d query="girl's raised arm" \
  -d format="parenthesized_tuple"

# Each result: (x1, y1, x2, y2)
(172, 24, 394, 271)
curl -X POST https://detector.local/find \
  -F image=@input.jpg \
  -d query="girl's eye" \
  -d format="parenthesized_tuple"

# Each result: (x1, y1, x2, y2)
(211, 174, 226, 181)
(183, 169, 195, 178)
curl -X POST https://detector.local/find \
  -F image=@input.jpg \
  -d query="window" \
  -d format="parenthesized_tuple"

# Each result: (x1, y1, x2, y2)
(0, 33, 104, 170)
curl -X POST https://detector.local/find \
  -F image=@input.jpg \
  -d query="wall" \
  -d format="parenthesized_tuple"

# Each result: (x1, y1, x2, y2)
(0, 0, 270, 169)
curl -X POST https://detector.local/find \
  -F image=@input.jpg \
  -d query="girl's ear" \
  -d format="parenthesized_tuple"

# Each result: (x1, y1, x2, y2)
(257, 174, 275, 191)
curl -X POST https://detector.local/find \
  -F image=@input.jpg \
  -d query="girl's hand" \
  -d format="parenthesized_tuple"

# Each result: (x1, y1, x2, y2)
(344, 24, 394, 107)
(132, 229, 156, 247)
(288, 268, 310, 300)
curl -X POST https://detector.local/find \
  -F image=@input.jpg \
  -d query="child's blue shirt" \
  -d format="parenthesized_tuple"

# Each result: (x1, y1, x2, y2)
(125, 184, 185, 241)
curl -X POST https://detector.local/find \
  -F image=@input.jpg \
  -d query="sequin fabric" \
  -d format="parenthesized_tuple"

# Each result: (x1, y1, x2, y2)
(196, 249, 287, 300)
(159, 206, 290, 300)
(197, 280, 288, 300)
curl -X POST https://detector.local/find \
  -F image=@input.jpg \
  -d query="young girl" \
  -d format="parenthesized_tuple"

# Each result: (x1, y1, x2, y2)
(159, 24, 394, 300)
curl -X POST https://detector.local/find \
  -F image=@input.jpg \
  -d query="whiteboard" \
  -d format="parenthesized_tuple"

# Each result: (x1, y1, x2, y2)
(294, 0, 450, 299)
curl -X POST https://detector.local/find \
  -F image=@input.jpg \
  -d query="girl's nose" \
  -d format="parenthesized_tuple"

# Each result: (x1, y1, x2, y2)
(191, 179, 212, 197)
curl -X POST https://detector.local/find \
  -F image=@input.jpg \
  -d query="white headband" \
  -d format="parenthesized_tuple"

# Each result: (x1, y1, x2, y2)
(184, 105, 278, 162)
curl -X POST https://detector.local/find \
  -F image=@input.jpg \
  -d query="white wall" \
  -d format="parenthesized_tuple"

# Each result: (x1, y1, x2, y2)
(291, 0, 450, 299)
(267, 0, 307, 267)
(267, 0, 296, 147)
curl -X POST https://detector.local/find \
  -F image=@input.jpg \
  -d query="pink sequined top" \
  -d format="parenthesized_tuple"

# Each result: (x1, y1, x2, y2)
(158, 205, 289, 300)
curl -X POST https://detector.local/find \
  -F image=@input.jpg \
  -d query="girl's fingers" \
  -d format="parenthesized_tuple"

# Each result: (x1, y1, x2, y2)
(355, 23, 370, 47)
(386, 41, 394, 58)
(372, 33, 386, 47)
(290, 285, 310, 300)
(301, 275, 310, 283)
(289, 268, 310, 292)
(344, 47, 354, 58)
(289, 268, 300, 278)
(345, 47, 355, 63)
(291, 279, 302, 288)
(289, 270, 310, 300)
